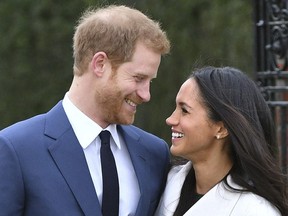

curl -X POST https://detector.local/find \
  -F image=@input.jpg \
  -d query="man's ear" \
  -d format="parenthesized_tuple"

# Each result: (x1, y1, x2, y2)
(215, 121, 229, 140)
(91, 51, 110, 77)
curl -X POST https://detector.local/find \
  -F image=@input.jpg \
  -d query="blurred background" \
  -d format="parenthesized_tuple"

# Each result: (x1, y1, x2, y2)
(0, 0, 253, 143)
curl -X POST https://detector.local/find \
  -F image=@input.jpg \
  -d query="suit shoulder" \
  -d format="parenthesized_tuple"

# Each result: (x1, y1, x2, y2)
(0, 101, 63, 138)
(124, 124, 164, 141)
(0, 114, 46, 140)
(119, 124, 169, 153)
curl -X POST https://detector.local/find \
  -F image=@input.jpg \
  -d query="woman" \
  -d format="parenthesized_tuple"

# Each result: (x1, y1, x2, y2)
(155, 66, 288, 216)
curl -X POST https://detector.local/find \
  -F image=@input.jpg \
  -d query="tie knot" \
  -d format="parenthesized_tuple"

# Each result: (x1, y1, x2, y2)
(99, 130, 111, 145)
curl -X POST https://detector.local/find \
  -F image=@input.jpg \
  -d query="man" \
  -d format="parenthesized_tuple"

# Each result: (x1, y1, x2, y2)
(0, 5, 170, 216)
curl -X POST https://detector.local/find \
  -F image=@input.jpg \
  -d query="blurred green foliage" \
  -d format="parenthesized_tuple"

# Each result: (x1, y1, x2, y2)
(0, 0, 253, 143)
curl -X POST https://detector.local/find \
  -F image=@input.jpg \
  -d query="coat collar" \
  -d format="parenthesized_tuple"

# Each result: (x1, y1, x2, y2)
(155, 161, 192, 216)
(184, 176, 242, 215)
(155, 162, 243, 216)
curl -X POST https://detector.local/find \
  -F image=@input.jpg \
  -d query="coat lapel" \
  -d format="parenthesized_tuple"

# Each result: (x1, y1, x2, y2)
(45, 102, 101, 216)
(155, 162, 192, 216)
(156, 161, 243, 216)
(184, 176, 242, 216)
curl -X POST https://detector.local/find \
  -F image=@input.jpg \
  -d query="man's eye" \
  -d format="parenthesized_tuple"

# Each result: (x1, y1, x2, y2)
(134, 76, 144, 82)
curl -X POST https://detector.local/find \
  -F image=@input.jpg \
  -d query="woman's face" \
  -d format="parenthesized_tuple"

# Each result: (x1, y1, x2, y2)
(166, 78, 222, 161)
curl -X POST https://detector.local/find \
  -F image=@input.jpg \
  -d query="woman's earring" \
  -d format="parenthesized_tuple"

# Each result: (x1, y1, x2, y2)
(216, 135, 220, 139)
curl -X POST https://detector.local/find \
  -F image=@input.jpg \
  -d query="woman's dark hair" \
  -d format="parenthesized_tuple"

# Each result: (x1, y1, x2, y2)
(189, 66, 288, 215)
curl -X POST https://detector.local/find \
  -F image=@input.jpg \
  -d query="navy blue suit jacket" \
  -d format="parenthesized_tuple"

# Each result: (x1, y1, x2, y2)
(0, 102, 170, 216)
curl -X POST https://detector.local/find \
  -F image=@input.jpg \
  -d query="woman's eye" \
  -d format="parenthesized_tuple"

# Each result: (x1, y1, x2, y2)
(181, 107, 189, 114)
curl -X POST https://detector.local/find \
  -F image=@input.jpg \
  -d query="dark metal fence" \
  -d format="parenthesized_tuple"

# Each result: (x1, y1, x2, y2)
(253, 0, 288, 174)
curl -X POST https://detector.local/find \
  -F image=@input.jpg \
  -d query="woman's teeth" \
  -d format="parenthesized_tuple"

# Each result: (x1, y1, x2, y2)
(172, 132, 184, 138)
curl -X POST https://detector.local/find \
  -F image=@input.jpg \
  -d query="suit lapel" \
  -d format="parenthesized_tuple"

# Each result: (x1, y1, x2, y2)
(118, 125, 149, 214)
(45, 102, 101, 216)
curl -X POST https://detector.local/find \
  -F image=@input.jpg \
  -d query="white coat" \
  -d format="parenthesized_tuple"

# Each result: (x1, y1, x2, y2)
(155, 161, 280, 216)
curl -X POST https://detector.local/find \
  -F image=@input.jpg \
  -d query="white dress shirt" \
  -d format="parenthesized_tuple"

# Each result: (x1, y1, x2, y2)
(62, 93, 140, 216)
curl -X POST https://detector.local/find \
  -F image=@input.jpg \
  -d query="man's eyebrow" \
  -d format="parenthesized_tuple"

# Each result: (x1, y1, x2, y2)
(135, 73, 156, 79)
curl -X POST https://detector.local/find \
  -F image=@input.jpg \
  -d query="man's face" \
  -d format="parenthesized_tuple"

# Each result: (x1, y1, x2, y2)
(97, 42, 161, 126)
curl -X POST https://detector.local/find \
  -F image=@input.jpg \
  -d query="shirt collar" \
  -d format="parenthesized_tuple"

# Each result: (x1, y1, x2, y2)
(62, 92, 121, 149)
(103, 124, 121, 150)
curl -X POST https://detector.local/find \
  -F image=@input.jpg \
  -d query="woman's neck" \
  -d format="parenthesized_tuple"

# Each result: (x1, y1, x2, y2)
(192, 156, 233, 194)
